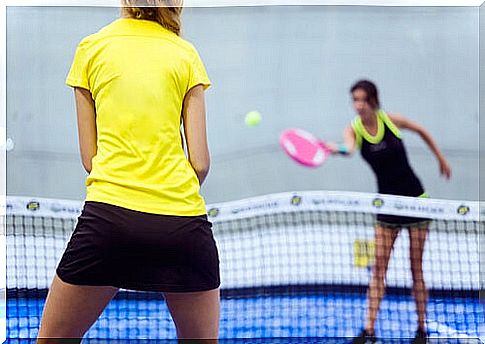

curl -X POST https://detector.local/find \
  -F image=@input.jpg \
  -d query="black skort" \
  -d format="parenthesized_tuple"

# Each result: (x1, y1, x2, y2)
(56, 201, 220, 292)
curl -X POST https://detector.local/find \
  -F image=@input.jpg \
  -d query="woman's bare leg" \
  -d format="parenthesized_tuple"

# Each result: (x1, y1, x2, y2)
(164, 288, 220, 342)
(409, 225, 429, 332)
(364, 225, 399, 333)
(37, 275, 118, 342)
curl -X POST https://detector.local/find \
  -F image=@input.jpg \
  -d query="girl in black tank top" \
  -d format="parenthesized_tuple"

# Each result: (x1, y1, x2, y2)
(355, 110, 424, 197)
(353, 110, 428, 226)
(334, 80, 451, 344)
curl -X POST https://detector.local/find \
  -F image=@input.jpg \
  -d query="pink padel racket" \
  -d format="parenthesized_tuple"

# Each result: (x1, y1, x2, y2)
(279, 128, 333, 168)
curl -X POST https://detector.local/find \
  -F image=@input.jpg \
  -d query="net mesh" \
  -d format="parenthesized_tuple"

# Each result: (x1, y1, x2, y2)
(4, 191, 484, 340)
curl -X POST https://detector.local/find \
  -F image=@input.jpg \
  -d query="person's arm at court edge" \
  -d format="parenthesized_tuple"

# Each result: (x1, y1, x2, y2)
(75, 87, 97, 173)
(327, 126, 356, 156)
(388, 113, 451, 179)
(182, 84, 210, 185)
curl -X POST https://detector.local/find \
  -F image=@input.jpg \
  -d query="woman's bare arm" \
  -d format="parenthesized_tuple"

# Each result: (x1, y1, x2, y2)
(388, 113, 451, 179)
(182, 85, 210, 185)
(74, 87, 97, 173)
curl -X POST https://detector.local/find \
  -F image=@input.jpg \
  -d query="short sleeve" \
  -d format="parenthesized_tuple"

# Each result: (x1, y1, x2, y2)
(66, 41, 90, 90)
(187, 49, 211, 91)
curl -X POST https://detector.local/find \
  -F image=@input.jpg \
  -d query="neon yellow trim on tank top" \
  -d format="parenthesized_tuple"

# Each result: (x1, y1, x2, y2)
(351, 110, 401, 148)
(352, 111, 384, 146)
(378, 110, 402, 139)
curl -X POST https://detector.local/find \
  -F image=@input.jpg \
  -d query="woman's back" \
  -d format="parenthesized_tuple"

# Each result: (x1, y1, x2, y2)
(67, 18, 211, 215)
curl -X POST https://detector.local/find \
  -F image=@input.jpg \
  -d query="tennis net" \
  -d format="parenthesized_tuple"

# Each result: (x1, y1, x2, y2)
(4, 191, 484, 340)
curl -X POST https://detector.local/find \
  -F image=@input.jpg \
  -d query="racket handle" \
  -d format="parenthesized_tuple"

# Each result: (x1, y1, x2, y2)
(319, 141, 334, 154)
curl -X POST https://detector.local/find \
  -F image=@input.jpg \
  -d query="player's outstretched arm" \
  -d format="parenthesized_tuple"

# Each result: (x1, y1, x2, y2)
(327, 126, 355, 156)
(340, 126, 357, 156)
(388, 113, 451, 179)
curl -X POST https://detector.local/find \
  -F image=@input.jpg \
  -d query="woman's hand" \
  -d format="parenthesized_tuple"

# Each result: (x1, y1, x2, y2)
(325, 127, 356, 156)
(325, 142, 339, 154)
(438, 156, 452, 179)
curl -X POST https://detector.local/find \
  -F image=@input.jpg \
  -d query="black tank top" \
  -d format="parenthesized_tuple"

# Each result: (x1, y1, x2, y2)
(352, 110, 425, 197)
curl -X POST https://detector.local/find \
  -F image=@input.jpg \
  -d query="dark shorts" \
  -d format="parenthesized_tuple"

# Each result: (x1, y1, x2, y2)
(376, 215, 431, 229)
(56, 201, 220, 292)
(376, 191, 432, 229)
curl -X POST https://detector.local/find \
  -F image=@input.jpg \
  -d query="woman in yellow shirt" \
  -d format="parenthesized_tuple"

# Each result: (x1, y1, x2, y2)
(37, 0, 220, 341)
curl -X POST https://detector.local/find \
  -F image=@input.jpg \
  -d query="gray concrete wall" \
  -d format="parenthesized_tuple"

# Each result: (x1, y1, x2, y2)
(6, 6, 480, 203)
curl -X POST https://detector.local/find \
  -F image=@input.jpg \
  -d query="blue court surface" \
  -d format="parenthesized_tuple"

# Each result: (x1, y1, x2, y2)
(6, 292, 484, 342)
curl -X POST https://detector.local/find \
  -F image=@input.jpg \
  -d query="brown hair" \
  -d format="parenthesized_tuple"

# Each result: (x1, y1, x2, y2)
(350, 79, 380, 110)
(121, 0, 183, 36)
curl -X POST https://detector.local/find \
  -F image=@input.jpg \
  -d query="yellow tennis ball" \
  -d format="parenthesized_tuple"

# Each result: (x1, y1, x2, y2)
(245, 111, 262, 127)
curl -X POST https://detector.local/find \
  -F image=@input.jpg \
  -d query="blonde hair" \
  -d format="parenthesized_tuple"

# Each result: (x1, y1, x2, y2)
(121, 0, 183, 36)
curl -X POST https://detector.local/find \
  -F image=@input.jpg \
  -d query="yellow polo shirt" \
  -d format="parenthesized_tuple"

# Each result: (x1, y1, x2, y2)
(66, 18, 210, 216)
